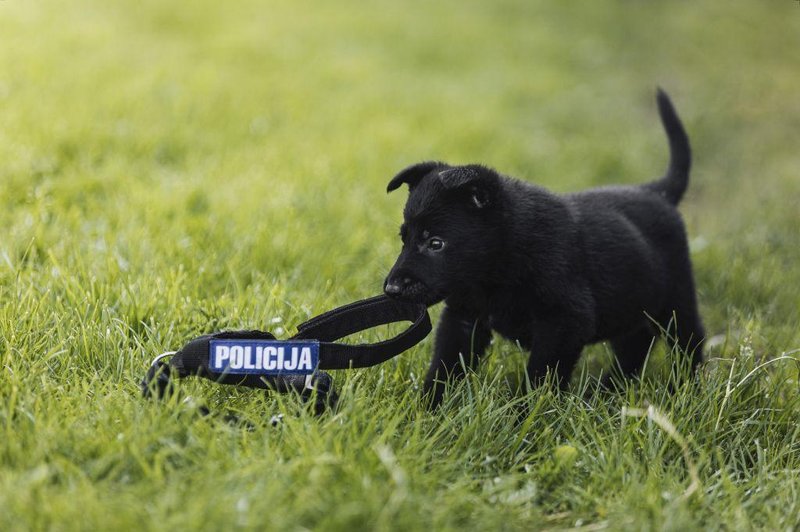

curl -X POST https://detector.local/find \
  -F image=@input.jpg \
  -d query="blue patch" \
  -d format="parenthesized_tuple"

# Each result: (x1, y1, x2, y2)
(209, 339, 320, 375)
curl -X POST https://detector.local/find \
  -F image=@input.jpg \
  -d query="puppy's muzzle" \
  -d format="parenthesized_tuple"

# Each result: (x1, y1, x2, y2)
(383, 274, 426, 300)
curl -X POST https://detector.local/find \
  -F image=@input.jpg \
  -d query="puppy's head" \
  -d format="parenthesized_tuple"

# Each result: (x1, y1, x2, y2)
(384, 161, 504, 305)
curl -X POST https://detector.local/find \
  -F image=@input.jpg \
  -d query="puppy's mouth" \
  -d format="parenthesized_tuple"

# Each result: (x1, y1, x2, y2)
(384, 280, 444, 307)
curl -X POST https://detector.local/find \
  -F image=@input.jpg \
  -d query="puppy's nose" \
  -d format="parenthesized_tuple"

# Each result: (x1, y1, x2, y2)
(384, 282, 402, 296)
(384, 276, 413, 297)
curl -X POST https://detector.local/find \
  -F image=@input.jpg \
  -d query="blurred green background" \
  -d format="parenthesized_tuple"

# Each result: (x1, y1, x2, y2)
(2, 1, 798, 348)
(1, 1, 799, 529)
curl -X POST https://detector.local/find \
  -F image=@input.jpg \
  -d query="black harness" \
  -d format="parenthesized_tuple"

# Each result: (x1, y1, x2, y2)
(141, 295, 431, 414)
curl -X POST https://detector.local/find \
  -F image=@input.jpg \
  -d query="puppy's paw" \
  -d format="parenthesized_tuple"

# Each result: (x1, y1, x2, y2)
(422, 378, 446, 410)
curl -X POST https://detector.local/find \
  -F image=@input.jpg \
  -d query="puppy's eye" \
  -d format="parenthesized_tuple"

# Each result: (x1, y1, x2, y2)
(427, 237, 445, 251)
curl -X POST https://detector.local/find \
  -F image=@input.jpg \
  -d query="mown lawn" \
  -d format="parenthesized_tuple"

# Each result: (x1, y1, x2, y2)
(1, 1, 799, 530)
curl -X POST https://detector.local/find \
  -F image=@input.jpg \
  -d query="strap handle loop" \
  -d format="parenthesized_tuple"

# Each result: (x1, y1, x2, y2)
(292, 295, 431, 369)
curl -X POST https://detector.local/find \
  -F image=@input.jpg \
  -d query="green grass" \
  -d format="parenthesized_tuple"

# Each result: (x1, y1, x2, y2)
(2, 0, 800, 529)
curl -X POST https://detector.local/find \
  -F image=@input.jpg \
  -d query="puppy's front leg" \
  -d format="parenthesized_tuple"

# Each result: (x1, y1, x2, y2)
(526, 318, 585, 390)
(424, 305, 491, 408)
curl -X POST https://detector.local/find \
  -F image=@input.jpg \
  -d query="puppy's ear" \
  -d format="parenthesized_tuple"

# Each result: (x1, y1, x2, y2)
(387, 161, 447, 192)
(438, 165, 498, 209)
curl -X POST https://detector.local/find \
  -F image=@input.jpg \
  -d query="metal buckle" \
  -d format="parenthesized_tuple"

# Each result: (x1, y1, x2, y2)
(150, 351, 176, 367)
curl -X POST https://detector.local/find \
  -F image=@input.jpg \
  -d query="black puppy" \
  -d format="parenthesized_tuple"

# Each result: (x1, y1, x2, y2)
(384, 89, 704, 406)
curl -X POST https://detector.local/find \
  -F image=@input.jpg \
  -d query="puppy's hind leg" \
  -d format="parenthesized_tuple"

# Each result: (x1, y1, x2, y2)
(526, 343, 584, 391)
(657, 288, 706, 380)
(424, 305, 492, 408)
(603, 324, 657, 388)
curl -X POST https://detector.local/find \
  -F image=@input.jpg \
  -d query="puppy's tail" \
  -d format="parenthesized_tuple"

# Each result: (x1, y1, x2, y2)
(644, 88, 691, 205)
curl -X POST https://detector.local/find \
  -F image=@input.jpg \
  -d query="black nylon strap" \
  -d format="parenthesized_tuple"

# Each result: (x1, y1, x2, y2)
(160, 295, 430, 380)
(141, 295, 431, 415)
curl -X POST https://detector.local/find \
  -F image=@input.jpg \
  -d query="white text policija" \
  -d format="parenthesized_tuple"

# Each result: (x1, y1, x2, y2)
(213, 345, 315, 372)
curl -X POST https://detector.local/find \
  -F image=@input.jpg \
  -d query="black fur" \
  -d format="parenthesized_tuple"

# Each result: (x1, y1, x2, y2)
(384, 89, 705, 406)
